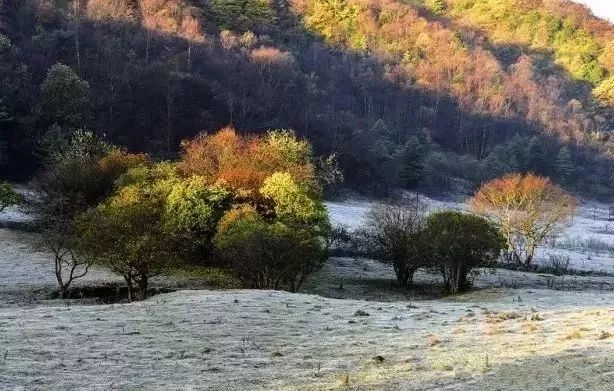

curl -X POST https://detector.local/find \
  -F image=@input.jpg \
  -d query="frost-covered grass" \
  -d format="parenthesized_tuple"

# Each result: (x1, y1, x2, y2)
(2, 288, 614, 390)
(0, 228, 122, 306)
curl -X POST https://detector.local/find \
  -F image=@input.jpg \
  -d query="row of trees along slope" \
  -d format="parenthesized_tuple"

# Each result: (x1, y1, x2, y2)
(0, 0, 613, 197)
(34, 127, 338, 300)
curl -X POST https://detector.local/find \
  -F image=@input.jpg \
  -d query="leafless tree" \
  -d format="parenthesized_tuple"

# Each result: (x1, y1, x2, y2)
(361, 196, 428, 287)
(41, 219, 90, 299)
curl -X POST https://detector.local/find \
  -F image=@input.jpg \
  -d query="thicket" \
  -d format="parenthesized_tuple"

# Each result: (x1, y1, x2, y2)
(33, 127, 334, 300)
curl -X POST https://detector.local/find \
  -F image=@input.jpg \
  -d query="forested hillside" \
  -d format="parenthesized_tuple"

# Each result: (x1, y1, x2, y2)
(0, 0, 613, 197)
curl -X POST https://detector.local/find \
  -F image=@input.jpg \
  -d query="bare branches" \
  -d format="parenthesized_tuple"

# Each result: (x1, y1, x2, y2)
(361, 197, 427, 287)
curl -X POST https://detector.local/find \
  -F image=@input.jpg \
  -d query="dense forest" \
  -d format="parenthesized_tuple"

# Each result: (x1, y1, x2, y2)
(0, 0, 613, 197)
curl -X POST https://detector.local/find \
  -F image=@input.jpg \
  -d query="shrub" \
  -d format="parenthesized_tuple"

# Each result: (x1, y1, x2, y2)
(360, 198, 428, 287)
(0, 182, 21, 213)
(422, 211, 505, 293)
(213, 205, 326, 292)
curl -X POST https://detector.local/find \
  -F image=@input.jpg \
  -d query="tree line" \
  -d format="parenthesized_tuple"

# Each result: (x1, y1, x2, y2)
(1, 141, 576, 298)
(0, 0, 613, 198)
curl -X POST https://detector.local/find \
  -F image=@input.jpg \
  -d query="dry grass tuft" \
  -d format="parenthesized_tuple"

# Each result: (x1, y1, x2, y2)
(340, 373, 350, 386)
(564, 329, 585, 340)
(426, 334, 441, 347)
(486, 311, 521, 323)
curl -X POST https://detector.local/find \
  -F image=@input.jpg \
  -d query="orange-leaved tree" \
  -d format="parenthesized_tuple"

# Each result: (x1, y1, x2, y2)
(178, 126, 316, 198)
(470, 173, 576, 269)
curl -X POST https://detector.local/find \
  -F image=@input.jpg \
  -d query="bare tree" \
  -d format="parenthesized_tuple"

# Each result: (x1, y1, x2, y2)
(470, 173, 577, 268)
(42, 220, 89, 299)
(361, 196, 427, 287)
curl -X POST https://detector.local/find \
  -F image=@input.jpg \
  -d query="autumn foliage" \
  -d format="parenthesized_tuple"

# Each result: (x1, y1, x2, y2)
(178, 126, 316, 195)
(76, 127, 330, 297)
(470, 173, 577, 268)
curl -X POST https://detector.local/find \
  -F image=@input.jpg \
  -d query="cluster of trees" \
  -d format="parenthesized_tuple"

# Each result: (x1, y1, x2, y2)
(361, 173, 576, 293)
(361, 199, 505, 293)
(0, 0, 613, 198)
(35, 127, 335, 300)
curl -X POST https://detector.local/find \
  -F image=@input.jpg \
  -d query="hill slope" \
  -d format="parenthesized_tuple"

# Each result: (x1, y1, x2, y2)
(0, 0, 613, 195)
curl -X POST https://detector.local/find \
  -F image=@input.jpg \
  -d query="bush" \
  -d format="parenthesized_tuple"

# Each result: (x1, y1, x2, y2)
(213, 205, 326, 292)
(0, 182, 21, 212)
(422, 211, 505, 293)
(360, 198, 428, 287)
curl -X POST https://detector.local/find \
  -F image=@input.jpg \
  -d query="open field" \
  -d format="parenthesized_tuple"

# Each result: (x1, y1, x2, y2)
(2, 287, 614, 390)
(2, 199, 614, 389)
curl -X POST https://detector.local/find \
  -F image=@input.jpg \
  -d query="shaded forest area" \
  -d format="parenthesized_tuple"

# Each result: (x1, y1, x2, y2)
(0, 0, 613, 197)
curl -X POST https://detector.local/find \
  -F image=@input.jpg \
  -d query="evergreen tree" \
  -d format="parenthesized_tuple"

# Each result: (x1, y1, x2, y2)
(555, 146, 575, 183)
(526, 136, 550, 175)
(40, 63, 91, 129)
(399, 134, 427, 188)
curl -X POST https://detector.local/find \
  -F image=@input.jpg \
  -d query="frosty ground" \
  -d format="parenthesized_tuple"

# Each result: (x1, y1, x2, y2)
(2, 197, 614, 390)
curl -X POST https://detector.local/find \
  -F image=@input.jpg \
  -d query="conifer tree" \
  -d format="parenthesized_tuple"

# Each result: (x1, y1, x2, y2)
(555, 146, 574, 183)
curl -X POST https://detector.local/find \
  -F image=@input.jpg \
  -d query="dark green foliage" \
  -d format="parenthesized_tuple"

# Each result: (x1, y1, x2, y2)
(213, 205, 327, 292)
(0, 181, 21, 212)
(34, 129, 116, 220)
(399, 134, 428, 189)
(39, 63, 91, 128)
(207, 0, 276, 32)
(422, 211, 505, 293)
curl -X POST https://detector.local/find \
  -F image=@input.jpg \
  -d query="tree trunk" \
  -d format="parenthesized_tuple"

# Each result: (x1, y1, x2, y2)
(405, 267, 416, 288)
(525, 253, 533, 269)
(125, 275, 134, 302)
(59, 285, 67, 299)
(138, 275, 148, 300)
(394, 263, 409, 286)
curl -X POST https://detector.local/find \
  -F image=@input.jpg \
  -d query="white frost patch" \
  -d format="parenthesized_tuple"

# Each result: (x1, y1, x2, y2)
(1, 288, 614, 390)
